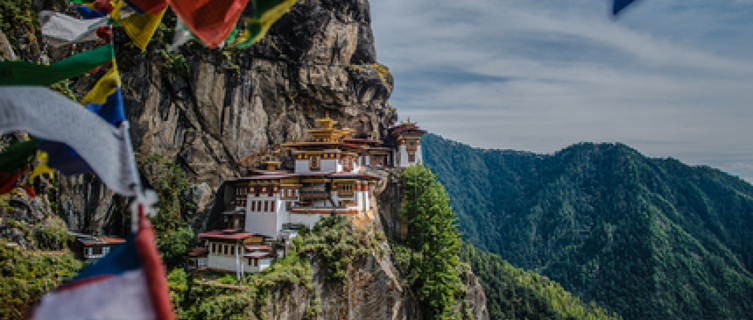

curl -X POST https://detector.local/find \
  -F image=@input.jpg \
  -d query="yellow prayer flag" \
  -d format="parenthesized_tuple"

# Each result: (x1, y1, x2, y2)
(30, 152, 56, 181)
(112, 0, 166, 51)
(81, 60, 120, 105)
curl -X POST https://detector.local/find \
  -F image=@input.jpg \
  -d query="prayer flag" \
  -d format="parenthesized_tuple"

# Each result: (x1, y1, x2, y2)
(167, 17, 192, 52)
(39, 11, 109, 46)
(613, 0, 637, 15)
(167, 0, 249, 48)
(112, 0, 167, 51)
(76, 5, 106, 19)
(233, 0, 297, 49)
(30, 152, 56, 181)
(38, 64, 126, 176)
(124, 0, 168, 15)
(28, 211, 175, 320)
(0, 138, 39, 174)
(0, 43, 113, 86)
(0, 139, 38, 195)
(0, 87, 140, 196)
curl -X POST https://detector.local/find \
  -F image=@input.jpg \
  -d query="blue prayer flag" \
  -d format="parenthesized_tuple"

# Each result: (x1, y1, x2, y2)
(613, 0, 637, 15)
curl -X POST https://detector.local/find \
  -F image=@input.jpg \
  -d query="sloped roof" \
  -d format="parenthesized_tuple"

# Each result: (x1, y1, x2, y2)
(198, 229, 268, 240)
(76, 236, 126, 247)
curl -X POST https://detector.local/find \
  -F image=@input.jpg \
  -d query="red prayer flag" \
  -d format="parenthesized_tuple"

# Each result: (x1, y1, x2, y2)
(167, 0, 249, 48)
(0, 170, 24, 195)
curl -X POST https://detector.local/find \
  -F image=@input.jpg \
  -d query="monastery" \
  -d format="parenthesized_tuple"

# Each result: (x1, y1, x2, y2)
(190, 115, 426, 274)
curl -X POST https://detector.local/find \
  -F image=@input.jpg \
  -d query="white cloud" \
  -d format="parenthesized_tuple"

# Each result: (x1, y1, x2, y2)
(371, 0, 753, 182)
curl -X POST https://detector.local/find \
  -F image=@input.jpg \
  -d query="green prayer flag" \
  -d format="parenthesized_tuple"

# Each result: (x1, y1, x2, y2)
(232, 0, 298, 49)
(0, 44, 113, 86)
(0, 138, 39, 173)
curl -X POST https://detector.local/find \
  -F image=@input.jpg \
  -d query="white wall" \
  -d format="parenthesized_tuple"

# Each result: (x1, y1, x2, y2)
(288, 213, 323, 229)
(207, 253, 272, 274)
(295, 159, 310, 173)
(206, 242, 275, 274)
(321, 158, 339, 172)
(398, 145, 409, 167)
(245, 194, 282, 238)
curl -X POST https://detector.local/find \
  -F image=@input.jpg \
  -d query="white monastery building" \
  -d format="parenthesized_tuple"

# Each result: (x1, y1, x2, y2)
(195, 116, 426, 274)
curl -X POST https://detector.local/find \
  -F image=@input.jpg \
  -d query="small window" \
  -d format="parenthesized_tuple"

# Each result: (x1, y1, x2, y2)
(231, 246, 235, 255)
(264, 201, 269, 212)
(271, 201, 275, 212)
(93, 247, 103, 255)
(212, 243, 216, 253)
(310, 155, 321, 170)
(251, 201, 256, 211)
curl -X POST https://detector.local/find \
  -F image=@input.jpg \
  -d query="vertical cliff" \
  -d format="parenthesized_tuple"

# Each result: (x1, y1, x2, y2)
(59, 0, 396, 234)
(173, 184, 488, 320)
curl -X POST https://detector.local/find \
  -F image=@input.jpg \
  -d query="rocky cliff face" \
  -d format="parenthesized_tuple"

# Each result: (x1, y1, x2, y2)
(244, 188, 487, 320)
(59, 0, 396, 234)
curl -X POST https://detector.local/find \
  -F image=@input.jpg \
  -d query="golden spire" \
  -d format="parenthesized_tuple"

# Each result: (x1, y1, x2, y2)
(316, 112, 337, 129)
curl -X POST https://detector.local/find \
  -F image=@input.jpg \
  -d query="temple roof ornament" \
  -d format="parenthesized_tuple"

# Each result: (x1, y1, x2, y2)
(316, 112, 337, 129)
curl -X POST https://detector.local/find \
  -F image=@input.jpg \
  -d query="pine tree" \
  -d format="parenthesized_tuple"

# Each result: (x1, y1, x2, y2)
(400, 164, 462, 320)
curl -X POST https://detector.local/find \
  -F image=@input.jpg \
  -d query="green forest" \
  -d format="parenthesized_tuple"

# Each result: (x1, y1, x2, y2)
(395, 165, 621, 320)
(459, 242, 620, 320)
(423, 133, 753, 320)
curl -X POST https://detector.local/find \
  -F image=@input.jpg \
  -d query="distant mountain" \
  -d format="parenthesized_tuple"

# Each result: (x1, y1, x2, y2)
(423, 133, 753, 320)
(459, 242, 621, 320)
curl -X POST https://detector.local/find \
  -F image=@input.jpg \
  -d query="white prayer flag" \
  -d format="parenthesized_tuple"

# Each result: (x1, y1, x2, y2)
(0, 87, 140, 196)
(40, 11, 109, 47)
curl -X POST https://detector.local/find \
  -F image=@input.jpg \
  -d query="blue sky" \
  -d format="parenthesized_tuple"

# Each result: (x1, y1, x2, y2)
(370, 0, 753, 182)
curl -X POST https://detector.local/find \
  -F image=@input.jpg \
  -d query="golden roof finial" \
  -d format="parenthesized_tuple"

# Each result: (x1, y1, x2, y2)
(316, 112, 337, 129)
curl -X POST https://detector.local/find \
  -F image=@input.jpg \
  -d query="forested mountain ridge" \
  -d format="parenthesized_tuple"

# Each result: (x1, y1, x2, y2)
(423, 133, 753, 320)
(459, 243, 622, 320)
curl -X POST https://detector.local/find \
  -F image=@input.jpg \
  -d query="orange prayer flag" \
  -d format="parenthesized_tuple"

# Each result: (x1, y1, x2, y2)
(166, 0, 249, 48)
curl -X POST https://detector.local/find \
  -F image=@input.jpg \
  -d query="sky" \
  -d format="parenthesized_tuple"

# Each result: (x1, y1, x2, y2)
(370, 0, 753, 183)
